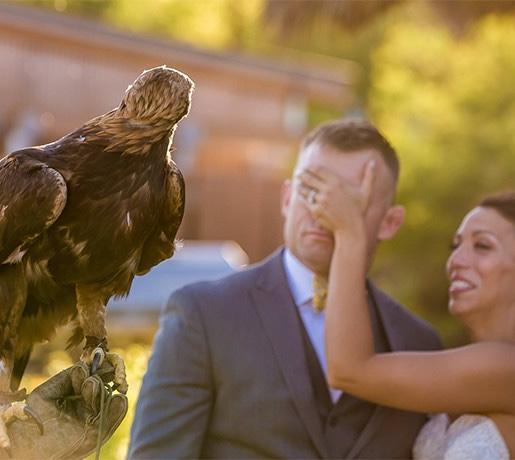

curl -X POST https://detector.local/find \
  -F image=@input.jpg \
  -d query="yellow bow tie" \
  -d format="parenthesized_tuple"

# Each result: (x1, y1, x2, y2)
(312, 275, 328, 313)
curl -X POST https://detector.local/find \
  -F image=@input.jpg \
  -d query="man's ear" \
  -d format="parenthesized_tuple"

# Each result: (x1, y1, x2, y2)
(280, 179, 292, 218)
(377, 205, 405, 241)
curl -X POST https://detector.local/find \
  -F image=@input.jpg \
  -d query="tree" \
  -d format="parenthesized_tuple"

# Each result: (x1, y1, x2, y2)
(368, 13, 515, 343)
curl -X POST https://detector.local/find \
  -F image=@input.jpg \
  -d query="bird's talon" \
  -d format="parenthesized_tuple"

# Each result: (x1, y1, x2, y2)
(90, 347, 105, 374)
(116, 381, 129, 395)
(0, 400, 42, 453)
(105, 352, 128, 394)
(111, 383, 119, 391)
(23, 406, 43, 435)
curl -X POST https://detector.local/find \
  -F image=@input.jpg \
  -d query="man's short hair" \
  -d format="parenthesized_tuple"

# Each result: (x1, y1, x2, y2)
(301, 118, 400, 182)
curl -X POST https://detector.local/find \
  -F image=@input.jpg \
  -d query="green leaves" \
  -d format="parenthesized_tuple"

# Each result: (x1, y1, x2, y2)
(369, 13, 515, 343)
(100, 0, 264, 51)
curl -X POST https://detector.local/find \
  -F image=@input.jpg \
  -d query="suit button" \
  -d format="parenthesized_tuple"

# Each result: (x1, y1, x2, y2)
(328, 415, 338, 427)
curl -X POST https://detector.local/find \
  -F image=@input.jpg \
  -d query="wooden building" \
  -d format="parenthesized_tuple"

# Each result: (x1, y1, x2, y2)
(0, 3, 357, 261)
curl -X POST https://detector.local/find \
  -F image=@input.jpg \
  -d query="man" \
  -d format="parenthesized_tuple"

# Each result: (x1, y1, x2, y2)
(129, 118, 441, 459)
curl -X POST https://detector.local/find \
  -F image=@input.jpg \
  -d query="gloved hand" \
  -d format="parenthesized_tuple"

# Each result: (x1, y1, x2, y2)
(0, 362, 128, 460)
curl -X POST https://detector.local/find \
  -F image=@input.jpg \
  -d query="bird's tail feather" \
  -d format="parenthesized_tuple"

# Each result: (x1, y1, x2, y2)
(66, 320, 84, 349)
(11, 346, 32, 392)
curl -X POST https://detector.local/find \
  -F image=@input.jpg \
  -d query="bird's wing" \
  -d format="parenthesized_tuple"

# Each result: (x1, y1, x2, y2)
(0, 152, 67, 264)
(137, 163, 185, 274)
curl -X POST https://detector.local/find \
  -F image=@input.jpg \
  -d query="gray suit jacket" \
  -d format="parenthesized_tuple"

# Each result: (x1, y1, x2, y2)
(129, 249, 442, 459)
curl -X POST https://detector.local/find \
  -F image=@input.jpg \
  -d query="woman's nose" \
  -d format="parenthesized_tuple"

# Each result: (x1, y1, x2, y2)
(446, 244, 470, 273)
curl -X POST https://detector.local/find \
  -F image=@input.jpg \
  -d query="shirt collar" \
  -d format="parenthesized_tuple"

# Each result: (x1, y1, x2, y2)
(283, 249, 313, 307)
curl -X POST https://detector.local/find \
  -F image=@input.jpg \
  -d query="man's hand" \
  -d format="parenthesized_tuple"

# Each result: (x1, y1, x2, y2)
(0, 362, 128, 460)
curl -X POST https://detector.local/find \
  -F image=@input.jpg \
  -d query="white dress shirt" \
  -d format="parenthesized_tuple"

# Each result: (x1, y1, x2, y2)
(283, 249, 342, 403)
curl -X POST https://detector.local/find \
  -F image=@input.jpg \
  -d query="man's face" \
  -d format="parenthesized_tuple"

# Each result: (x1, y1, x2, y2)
(281, 143, 403, 277)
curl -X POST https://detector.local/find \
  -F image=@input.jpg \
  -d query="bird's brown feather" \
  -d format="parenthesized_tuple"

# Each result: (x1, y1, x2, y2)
(0, 66, 193, 389)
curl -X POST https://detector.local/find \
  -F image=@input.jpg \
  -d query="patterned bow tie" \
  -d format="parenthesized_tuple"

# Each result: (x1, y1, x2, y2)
(312, 275, 328, 313)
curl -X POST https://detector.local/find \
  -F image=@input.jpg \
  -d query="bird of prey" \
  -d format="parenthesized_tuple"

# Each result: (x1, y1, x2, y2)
(0, 66, 193, 450)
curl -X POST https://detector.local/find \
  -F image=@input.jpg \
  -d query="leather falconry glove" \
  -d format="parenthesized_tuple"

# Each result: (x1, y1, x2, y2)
(0, 362, 128, 460)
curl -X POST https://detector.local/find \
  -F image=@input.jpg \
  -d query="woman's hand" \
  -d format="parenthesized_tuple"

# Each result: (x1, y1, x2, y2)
(295, 159, 376, 238)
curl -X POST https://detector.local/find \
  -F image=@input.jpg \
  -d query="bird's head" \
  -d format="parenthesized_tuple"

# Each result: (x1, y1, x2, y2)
(119, 66, 194, 128)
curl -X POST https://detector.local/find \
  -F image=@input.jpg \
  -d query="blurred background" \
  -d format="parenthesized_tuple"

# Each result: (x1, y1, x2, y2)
(1, 0, 515, 457)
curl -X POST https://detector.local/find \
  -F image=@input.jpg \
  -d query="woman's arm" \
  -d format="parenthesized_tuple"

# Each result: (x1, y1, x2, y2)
(298, 163, 515, 415)
(327, 234, 515, 415)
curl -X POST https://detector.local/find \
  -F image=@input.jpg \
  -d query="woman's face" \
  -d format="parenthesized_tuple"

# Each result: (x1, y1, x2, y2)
(446, 207, 515, 317)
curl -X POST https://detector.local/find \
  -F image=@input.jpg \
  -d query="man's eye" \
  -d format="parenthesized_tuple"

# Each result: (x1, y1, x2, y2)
(474, 243, 491, 250)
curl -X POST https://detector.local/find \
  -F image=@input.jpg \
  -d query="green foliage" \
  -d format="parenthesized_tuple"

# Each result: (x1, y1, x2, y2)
(21, 0, 265, 51)
(100, 0, 265, 51)
(368, 12, 515, 343)
(259, 4, 401, 102)
(20, 0, 115, 19)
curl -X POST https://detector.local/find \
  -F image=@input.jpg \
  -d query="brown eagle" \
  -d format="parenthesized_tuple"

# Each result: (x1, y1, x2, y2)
(0, 66, 193, 447)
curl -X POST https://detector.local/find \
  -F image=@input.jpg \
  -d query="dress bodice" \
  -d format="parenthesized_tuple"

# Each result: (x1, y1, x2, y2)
(413, 413, 509, 460)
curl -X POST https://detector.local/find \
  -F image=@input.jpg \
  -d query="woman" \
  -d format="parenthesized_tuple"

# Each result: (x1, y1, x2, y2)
(298, 161, 515, 459)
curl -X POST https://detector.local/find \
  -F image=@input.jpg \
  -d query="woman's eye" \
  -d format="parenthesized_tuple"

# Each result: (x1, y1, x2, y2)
(474, 242, 491, 250)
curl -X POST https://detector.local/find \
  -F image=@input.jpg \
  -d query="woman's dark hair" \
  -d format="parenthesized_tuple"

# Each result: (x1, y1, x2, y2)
(479, 191, 515, 225)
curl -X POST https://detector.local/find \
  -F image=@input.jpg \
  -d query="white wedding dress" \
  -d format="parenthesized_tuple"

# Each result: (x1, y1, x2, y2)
(413, 413, 509, 459)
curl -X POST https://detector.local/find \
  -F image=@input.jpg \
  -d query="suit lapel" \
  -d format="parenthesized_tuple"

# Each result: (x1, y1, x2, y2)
(369, 283, 411, 351)
(250, 250, 328, 458)
(347, 282, 404, 459)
